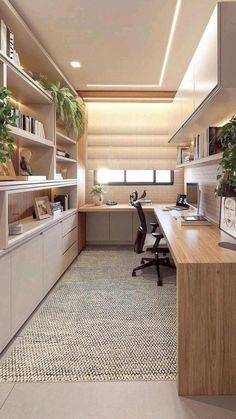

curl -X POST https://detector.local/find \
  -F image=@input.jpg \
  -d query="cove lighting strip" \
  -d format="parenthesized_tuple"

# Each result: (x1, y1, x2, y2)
(83, 97, 173, 101)
(86, 0, 181, 89)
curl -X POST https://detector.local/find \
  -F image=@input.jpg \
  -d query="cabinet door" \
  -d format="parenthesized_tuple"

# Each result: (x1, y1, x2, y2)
(0, 254, 11, 352)
(194, 6, 218, 110)
(86, 213, 109, 242)
(110, 213, 133, 243)
(11, 234, 43, 334)
(180, 58, 195, 124)
(169, 91, 182, 140)
(43, 222, 62, 293)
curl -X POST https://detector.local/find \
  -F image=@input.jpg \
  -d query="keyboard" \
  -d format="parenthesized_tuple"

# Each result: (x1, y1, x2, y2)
(170, 210, 182, 218)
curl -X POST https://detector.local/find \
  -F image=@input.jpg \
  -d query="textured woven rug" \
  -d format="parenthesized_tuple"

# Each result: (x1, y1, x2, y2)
(0, 246, 176, 382)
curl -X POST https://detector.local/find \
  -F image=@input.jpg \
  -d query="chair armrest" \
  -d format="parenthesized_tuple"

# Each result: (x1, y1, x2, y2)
(150, 222, 159, 233)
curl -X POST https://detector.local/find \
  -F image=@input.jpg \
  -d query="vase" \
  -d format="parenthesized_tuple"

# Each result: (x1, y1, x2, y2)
(93, 193, 103, 206)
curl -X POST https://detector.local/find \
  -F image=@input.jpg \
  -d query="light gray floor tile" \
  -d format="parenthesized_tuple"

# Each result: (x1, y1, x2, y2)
(0, 381, 236, 419)
(0, 384, 14, 410)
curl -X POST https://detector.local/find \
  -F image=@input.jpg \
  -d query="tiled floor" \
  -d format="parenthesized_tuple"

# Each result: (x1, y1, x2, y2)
(0, 381, 236, 419)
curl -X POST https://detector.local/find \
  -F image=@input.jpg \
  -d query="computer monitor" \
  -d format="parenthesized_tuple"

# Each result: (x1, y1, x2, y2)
(186, 182, 199, 210)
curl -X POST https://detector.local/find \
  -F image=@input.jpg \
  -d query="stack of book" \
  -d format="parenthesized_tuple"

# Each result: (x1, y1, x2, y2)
(12, 108, 46, 138)
(193, 134, 204, 160)
(0, 19, 21, 66)
(50, 201, 63, 216)
(56, 149, 70, 158)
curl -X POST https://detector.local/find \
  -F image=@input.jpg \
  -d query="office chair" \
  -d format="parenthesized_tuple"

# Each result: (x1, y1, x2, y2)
(132, 201, 174, 286)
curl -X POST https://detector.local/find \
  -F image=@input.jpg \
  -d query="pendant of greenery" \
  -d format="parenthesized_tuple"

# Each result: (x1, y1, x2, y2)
(216, 115, 236, 196)
(90, 184, 106, 195)
(41, 81, 85, 137)
(0, 87, 17, 164)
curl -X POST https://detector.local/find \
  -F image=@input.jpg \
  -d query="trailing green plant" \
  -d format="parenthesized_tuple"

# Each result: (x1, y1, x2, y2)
(215, 115, 236, 196)
(90, 184, 106, 195)
(41, 81, 85, 137)
(0, 87, 17, 164)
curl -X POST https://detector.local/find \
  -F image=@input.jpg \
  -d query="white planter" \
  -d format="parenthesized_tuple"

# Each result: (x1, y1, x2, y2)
(93, 194, 104, 206)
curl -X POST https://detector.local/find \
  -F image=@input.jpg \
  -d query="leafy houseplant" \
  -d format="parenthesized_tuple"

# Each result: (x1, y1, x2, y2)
(90, 184, 106, 206)
(0, 87, 17, 163)
(215, 115, 236, 196)
(41, 81, 85, 137)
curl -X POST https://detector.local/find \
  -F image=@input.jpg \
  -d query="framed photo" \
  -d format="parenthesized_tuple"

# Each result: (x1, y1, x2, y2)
(219, 197, 236, 239)
(34, 196, 52, 220)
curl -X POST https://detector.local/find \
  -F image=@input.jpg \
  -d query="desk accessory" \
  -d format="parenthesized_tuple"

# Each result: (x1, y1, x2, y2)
(9, 223, 23, 235)
(218, 197, 236, 250)
(106, 200, 117, 206)
(179, 215, 212, 226)
(176, 194, 189, 208)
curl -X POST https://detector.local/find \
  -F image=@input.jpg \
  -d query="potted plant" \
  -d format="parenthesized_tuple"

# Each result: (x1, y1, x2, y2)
(41, 81, 85, 137)
(90, 184, 106, 206)
(0, 87, 17, 164)
(215, 115, 236, 197)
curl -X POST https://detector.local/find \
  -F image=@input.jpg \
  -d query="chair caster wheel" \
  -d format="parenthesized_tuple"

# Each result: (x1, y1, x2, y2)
(141, 258, 144, 264)
(132, 271, 136, 277)
(157, 280, 162, 286)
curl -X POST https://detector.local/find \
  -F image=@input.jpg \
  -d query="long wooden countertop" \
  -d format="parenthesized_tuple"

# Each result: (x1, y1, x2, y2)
(153, 205, 236, 265)
(79, 203, 154, 212)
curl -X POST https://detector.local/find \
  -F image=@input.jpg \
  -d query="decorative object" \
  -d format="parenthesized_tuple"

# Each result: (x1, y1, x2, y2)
(19, 148, 32, 175)
(215, 115, 236, 197)
(0, 87, 17, 165)
(34, 196, 52, 220)
(8, 223, 23, 235)
(0, 248, 176, 382)
(219, 197, 236, 251)
(90, 184, 106, 206)
(60, 167, 68, 179)
(0, 159, 16, 180)
(41, 81, 85, 136)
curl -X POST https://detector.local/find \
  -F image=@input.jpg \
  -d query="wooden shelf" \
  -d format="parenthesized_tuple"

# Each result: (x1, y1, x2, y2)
(176, 152, 223, 168)
(56, 156, 77, 163)
(56, 131, 76, 145)
(10, 126, 54, 148)
(0, 179, 77, 192)
(8, 209, 77, 248)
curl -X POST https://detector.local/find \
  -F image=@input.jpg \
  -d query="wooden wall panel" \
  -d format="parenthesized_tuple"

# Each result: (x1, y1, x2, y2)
(8, 190, 51, 223)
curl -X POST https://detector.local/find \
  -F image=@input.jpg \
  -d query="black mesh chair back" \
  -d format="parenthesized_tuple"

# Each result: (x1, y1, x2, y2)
(133, 201, 147, 254)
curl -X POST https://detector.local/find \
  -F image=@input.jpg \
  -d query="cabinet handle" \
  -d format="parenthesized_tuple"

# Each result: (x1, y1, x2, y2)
(40, 232, 43, 235)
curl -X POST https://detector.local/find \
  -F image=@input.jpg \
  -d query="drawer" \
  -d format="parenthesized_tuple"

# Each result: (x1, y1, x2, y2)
(62, 227, 78, 254)
(62, 241, 78, 273)
(62, 213, 78, 237)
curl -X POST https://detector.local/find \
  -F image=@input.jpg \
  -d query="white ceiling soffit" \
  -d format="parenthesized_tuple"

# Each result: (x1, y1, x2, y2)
(11, 0, 222, 90)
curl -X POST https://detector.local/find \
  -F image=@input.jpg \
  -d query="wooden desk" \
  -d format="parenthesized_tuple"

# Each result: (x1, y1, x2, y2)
(153, 206, 236, 396)
(79, 203, 236, 395)
(79, 203, 154, 212)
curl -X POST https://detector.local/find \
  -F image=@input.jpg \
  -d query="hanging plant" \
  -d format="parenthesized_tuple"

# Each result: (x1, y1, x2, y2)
(215, 115, 236, 196)
(41, 81, 85, 137)
(0, 87, 17, 164)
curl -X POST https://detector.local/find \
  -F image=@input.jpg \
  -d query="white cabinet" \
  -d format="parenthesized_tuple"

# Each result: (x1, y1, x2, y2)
(110, 213, 133, 242)
(43, 222, 62, 293)
(181, 58, 195, 123)
(194, 6, 218, 110)
(0, 254, 11, 352)
(11, 234, 43, 334)
(86, 213, 110, 242)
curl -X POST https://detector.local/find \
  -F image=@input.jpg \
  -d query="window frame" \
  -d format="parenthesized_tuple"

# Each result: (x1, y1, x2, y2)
(94, 169, 174, 186)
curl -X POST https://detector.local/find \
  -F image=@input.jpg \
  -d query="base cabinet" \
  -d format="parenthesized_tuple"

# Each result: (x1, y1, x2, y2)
(0, 212, 78, 352)
(11, 234, 44, 334)
(0, 254, 11, 352)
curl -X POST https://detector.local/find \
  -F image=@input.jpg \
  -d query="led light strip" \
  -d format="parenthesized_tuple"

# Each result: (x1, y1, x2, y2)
(83, 97, 173, 101)
(86, 0, 181, 88)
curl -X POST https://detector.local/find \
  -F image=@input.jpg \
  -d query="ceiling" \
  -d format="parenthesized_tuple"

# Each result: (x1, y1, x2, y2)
(10, 0, 225, 91)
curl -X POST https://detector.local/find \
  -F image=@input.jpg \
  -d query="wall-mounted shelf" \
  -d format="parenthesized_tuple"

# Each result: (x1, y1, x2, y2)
(10, 126, 54, 148)
(56, 156, 77, 163)
(56, 131, 76, 145)
(176, 152, 222, 168)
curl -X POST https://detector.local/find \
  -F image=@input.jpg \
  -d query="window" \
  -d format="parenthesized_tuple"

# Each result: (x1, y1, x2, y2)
(95, 169, 174, 185)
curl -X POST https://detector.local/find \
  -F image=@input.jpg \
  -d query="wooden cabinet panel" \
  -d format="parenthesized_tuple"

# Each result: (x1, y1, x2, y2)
(62, 241, 78, 271)
(43, 222, 62, 293)
(0, 254, 11, 352)
(86, 213, 109, 242)
(62, 213, 77, 237)
(180, 59, 195, 123)
(194, 6, 218, 110)
(11, 235, 43, 333)
(62, 227, 77, 254)
(110, 213, 133, 242)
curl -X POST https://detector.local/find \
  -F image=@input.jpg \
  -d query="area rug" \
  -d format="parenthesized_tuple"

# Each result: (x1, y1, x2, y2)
(0, 246, 176, 382)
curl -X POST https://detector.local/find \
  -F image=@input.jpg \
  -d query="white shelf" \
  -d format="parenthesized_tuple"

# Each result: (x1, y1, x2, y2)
(56, 131, 76, 145)
(56, 156, 77, 163)
(8, 209, 77, 248)
(0, 179, 77, 192)
(176, 152, 223, 168)
(9, 126, 54, 148)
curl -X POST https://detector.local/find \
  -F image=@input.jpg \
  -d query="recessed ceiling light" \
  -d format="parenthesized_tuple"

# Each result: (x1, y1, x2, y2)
(70, 61, 81, 68)
(86, 0, 181, 88)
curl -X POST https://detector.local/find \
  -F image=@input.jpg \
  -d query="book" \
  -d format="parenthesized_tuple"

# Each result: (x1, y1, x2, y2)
(7, 26, 14, 60)
(179, 215, 212, 226)
(208, 127, 223, 155)
(0, 19, 7, 54)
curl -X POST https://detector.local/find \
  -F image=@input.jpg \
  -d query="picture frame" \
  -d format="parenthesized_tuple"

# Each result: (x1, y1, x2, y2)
(34, 196, 52, 220)
(219, 196, 236, 239)
(208, 127, 223, 156)
(0, 159, 16, 180)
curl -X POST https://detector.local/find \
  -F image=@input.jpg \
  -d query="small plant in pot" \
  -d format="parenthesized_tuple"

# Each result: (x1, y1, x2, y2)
(0, 87, 17, 164)
(215, 115, 236, 197)
(90, 184, 106, 206)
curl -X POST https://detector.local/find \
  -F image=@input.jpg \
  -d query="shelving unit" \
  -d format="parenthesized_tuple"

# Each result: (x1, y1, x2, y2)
(176, 152, 222, 168)
(56, 156, 77, 163)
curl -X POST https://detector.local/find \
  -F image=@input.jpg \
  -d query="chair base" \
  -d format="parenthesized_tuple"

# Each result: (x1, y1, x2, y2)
(132, 255, 175, 286)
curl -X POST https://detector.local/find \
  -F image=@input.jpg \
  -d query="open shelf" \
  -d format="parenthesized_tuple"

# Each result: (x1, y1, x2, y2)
(56, 156, 77, 163)
(176, 152, 223, 168)
(56, 131, 76, 145)
(10, 126, 54, 148)
(8, 209, 77, 247)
